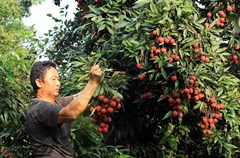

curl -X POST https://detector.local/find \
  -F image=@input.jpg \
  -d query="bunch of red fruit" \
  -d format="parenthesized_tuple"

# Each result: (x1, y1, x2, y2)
(167, 92, 184, 118)
(150, 29, 176, 58)
(178, 75, 204, 101)
(192, 43, 210, 63)
(90, 94, 122, 133)
(205, 5, 235, 28)
(229, 45, 239, 65)
(200, 97, 224, 136)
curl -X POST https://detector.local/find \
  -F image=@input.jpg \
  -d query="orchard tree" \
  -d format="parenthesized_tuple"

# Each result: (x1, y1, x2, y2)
(0, 0, 43, 157)
(41, 0, 240, 157)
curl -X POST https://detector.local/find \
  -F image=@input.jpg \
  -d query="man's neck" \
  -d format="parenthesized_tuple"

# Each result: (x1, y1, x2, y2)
(36, 93, 55, 104)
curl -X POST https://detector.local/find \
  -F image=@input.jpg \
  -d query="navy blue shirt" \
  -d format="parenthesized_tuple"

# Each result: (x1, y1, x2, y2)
(25, 96, 74, 157)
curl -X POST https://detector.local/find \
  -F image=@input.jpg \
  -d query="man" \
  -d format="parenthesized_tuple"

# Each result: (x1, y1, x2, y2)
(25, 60, 103, 157)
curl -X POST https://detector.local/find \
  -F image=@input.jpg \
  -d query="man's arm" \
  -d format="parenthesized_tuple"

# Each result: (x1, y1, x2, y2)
(57, 65, 102, 124)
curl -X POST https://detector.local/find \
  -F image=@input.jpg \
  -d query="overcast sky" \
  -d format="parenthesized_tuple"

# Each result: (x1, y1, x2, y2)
(23, 0, 76, 37)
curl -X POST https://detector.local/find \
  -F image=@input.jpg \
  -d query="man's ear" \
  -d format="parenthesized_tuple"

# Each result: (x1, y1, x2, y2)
(35, 79, 42, 88)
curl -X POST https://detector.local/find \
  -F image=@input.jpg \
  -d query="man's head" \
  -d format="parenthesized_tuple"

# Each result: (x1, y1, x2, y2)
(30, 60, 59, 94)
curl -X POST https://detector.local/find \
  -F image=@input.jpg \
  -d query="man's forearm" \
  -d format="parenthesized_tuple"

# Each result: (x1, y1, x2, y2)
(58, 81, 99, 122)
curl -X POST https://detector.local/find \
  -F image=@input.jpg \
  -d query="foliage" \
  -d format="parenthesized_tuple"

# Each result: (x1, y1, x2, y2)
(42, 0, 240, 157)
(0, 0, 41, 157)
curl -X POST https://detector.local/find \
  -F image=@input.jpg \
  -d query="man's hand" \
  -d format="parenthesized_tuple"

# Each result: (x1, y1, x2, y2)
(89, 64, 103, 84)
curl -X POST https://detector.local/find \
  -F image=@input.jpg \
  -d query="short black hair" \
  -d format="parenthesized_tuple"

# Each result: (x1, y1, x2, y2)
(30, 60, 57, 93)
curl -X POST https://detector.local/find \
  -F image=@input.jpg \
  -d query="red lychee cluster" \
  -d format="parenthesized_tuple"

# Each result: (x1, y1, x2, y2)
(140, 92, 153, 101)
(90, 94, 122, 133)
(168, 54, 180, 63)
(205, 5, 235, 28)
(192, 43, 210, 63)
(200, 97, 224, 135)
(167, 92, 184, 118)
(228, 45, 239, 65)
(178, 75, 204, 101)
(150, 29, 176, 59)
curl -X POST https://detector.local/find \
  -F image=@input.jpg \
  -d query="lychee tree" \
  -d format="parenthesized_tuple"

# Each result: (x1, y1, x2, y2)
(43, 0, 240, 157)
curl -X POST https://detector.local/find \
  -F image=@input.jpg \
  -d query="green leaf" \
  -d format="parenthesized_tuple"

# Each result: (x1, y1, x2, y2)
(98, 24, 106, 32)
(162, 111, 172, 120)
(106, 26, 114, 35)
(111, 89, 123, 100)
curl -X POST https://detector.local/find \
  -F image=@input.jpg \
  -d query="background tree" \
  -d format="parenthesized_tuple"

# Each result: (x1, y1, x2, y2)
(0, 0, 42, 157)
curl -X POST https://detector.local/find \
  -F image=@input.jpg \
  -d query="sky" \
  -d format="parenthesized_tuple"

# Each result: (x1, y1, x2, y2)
(23, 0, 77, 37)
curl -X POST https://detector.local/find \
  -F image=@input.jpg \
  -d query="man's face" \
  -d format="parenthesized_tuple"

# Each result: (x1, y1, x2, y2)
(40, 67, 61, 97)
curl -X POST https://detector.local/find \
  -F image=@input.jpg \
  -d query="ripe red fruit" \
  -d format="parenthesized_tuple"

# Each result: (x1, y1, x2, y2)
(97, 127, 103, 133)
(152, 30, 157, 36)
(169, 38, 175, 45)
(207, 12, 212, 18)
(100, 123, 106, 128)
(116, 103, 122, 109)
(200, 55, 206, 62)
(101, 108, 107, 114)
(235, 45, 240, 51)
(184, 88, 190, 94)
(210, 123, 215, 129)
(202, 116, 208, 124)
(157, 37, 164, 43)
(155, 48, 160, 55)
(161, 47, 167, 54)
(168, 57, 173, 63)
(89, 106, 95, 112)
(176, 105, 182, 111)
(164, 38, 169, 44)
(207, 130, 212, 135)
(205, 57, 210, 63)
(193, 43, 198, 48)
(138, 74, 145, 80)
(108, 117, 112, 122)
(175, 98, 181, 104)
(194, 95, 199, 101)
(208, 118, 213, 124)
(226, 5, 233, 12)
(234, 60, 239, 65)
(233, 54, 238, 60)
(172, 111, 178, 117)
(173, 55, 180, 61)
(178, 112, 183, 118)
(136, 63, 141, 69)
(200, 124, 205, 129)
(98, 94, 105, 101)
(102, 127, 108, 133)
(103, 98, 109, 103)
(229, 55, 233, 61)
(189, 79, 194, 85)
(150, 53, 155, 58)
(168, 97, 174, 103)
(172, 92, 179, 98)
(115, 97, 121, 103)
(170, 75, 177, 81)
(219, 10, 226, 18)
(96, 105, 102, 112)
(202, 129, 207, 135)
(107, 107, 114, 114)
(194, 48, 200, 53)
(110, 101, 117, 107)
(151, 45, 157, 52)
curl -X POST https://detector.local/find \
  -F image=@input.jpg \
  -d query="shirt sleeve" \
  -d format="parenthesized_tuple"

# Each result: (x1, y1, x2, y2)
(31, 101, 63, 127)
(55, 96, 74, 107)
